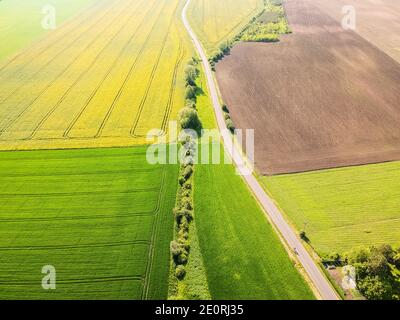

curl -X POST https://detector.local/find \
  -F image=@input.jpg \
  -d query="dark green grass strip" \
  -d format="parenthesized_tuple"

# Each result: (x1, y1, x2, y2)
(194, 150, 315, 300)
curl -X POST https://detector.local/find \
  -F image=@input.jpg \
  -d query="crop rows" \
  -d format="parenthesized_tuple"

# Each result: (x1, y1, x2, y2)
(0, 0, 190, 150)
(0, 147, 178, 299)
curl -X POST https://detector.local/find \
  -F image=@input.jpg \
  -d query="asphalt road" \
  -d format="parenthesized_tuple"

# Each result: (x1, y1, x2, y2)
(182, 0, 340, 300)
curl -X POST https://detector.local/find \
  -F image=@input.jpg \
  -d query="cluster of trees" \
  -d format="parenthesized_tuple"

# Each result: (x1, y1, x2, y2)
(171, 58, 203, 283)
(222, 104, 235, 133)
(324, 245, 400, 300)
(208, 41, 232, 71)
(207, 1, 290, 69)
(179, 58, 202, 132)
(240, 18, 290, 42)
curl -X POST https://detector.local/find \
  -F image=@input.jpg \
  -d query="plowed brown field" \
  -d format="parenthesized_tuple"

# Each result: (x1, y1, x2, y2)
(312, 0, 400, 64)
(216, 0, 400, 175)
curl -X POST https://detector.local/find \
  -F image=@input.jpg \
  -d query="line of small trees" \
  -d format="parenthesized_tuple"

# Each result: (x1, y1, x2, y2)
(170, 58, 202, 284)
(178, 58, 202, 132)
(222, 104, 235, 133)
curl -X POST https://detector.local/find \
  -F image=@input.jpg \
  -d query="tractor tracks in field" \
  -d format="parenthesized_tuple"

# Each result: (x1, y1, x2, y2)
(62, 0, 165, 140)
(0, 0, 133, 138)
(95, 0, 178, 139)
(24, 0, 149, 141)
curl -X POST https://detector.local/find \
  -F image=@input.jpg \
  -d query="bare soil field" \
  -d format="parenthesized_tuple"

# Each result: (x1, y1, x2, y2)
(216, 0, 400, 175)
(312, 0, 400, 64)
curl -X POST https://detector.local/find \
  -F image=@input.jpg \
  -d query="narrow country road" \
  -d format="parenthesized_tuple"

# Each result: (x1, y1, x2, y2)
(182, 0, 339, 300)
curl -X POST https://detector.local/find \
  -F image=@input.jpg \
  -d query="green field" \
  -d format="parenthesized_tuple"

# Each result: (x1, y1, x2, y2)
(187, 0, 265, 54)
(262, 162, 400, 255)
(194, 157, 314, 299)
(0, 0, 94, 62)
(0, 146, 178, 299)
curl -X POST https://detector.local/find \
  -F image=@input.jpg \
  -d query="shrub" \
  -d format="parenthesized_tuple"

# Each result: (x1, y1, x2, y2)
(185, 65, 200, 86)
(185, 85, 197, 101)
(219, 42, 231, 55)
(225, 118, 235, 133)
(182, 165, 193, 180)
(183, 181, 192, 190)
(224, 113, 231, 120)
(182, 189, 191, 198)
(179, 107, 201, 130)
(175, 265, 186, 280)
(299, 231, 309, 242)
(222, 104, 229, 113)
(178, 176, 186, 186)
(174, 208, 193, 224)
(185, 99, 196, 109)
(170, 240, 189, 265)
(181, 198, 193, 211)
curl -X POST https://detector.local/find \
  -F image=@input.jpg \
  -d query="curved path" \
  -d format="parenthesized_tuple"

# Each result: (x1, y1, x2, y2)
(182, 0, 339, 300)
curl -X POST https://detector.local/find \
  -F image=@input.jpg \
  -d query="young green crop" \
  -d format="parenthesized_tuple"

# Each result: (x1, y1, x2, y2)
(0, 146, 178, 299)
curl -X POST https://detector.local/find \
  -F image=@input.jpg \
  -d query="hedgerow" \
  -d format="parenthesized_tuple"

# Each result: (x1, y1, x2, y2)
(170, 57, 202, 289)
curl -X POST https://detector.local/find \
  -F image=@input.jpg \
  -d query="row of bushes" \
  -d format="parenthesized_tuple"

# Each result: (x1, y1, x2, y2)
(171, 58, 204, 283)
(170, 161, 195, 280)
(222, 104, 235, 133)
(179, 58, 202, 132)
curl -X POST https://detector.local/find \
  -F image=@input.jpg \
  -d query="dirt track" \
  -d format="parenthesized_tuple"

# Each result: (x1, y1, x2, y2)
(216, 0, 400, 175)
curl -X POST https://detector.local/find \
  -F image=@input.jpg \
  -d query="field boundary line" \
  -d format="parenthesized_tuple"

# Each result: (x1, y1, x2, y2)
(140, 166, 168, 300)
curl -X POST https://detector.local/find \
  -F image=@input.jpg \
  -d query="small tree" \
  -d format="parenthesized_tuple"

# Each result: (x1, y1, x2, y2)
(185, 85, 197, 101)
(179, 107, 201, 131)
(185, 65, 200, 86)
(175, 265, 186, 280)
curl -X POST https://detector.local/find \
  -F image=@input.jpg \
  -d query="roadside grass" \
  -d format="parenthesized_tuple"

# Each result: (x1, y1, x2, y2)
(187, 0, 265, 55)
(262, 161, 400, 255)
(0, 0, 95, 62)
(194, 152, 315, 299)
(0, 146, 178, 299)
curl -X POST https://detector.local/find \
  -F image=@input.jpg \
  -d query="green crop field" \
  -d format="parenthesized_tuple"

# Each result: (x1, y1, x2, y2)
(262, 162, 400, 255)
(0, 146, 178, 299)
(187, 0, 265, 54)
(194, 149, 314, 299)
(0, 0, 94, 62)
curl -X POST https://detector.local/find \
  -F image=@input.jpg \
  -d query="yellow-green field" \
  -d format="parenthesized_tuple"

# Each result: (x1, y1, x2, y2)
(0, 0, 95, 62)
(187, 0, 265, 54)
(262, 162, 400, 255)
(0, 0, 192, 150)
